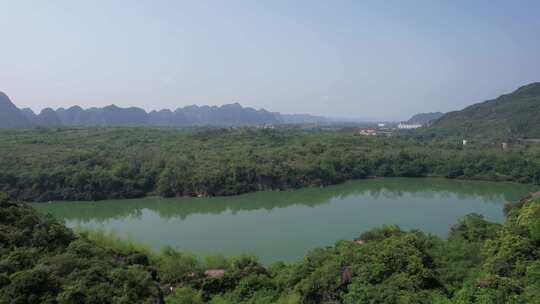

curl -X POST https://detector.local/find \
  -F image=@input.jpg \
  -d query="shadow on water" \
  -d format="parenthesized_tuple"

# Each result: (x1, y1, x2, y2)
(33, 178, 537, 223)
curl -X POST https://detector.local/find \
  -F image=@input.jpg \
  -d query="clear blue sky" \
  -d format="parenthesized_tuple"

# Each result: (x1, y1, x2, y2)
(1, 0, 539, 120)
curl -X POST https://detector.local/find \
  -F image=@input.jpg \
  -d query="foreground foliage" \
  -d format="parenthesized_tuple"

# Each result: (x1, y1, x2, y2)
(0, 193, 162, 303)
(1, 127, 539, 202)
(1, 191, 539, 303)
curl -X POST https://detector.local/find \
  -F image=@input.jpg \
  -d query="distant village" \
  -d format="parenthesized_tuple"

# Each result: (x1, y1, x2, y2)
(357, 122, 514, 153)
(357, 121, 423, 137)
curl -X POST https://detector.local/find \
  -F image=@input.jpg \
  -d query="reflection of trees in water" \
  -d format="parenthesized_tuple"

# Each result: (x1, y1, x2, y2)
(33, 178, 537, 223)
(364, 178, 533, 203)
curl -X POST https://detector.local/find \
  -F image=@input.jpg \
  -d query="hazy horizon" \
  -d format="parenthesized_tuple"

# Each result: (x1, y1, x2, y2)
(2, 1, 540, 121)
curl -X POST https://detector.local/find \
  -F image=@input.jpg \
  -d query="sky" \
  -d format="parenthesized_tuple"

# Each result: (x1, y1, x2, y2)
(1, 0, 540, 121)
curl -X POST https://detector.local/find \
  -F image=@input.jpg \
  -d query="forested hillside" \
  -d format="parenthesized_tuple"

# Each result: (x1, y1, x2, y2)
(406, 112, 443, 125)
(430, 83, 540, 139)
(2, 192, 539, 303)
(1, 128, 539, 202)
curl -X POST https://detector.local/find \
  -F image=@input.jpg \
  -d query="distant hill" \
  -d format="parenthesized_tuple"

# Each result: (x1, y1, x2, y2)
(0, 92, 32, 128)
(0, 93, 329, 128)
(48, 103, 279, 127)
(431, 82, 540, 139)
(20, 108, 37, 120)
(100, 105, 149, 126)
(278, 113, 329, 124)
(407, 112, 443, 125)
(147, 103, 280, 126)
(148, 103, 279, 126)
(35, 108, 63, 127)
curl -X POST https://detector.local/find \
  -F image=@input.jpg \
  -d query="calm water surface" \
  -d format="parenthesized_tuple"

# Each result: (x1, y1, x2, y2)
(32, 178, 537, 264)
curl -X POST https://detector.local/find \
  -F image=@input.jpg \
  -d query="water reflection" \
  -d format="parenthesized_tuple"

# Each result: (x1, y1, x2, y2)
(33, 178, 536, 223)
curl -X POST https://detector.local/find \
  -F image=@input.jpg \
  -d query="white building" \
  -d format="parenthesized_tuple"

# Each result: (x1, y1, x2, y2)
(358, 129, 377, 136)
(397, 123, 422, 130)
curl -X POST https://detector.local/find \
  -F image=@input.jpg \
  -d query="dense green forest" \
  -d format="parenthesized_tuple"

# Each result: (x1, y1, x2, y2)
(2, 191, 539, 303)
(1, 127, 540, 202)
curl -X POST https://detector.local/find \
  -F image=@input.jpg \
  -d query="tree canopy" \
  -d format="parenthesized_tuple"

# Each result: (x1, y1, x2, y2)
(1, 127, 539, 202)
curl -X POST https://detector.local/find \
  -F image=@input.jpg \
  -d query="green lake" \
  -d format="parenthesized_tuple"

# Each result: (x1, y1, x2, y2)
(32, 178, 538, 264)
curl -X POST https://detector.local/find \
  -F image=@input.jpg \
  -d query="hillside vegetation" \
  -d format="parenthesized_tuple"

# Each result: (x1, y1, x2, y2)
(406, 112, 443, 125)
(2, 192, 540, 303)
(430, 83, 540, 139)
